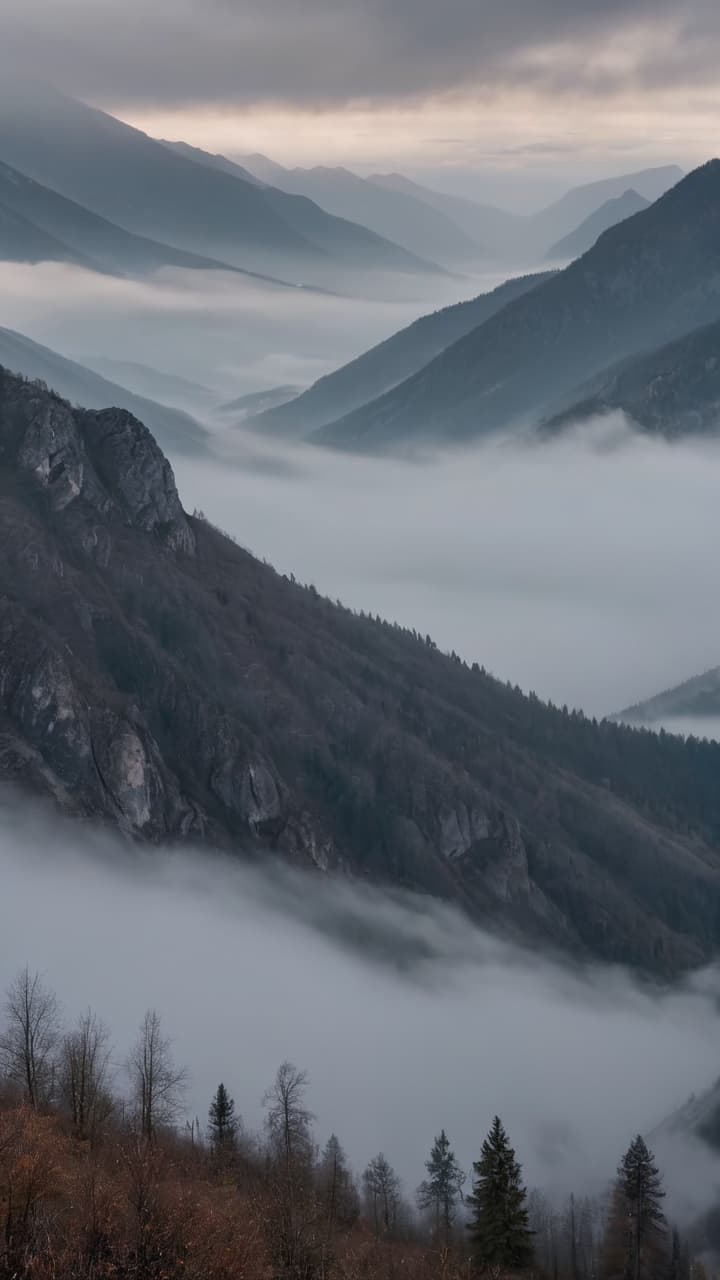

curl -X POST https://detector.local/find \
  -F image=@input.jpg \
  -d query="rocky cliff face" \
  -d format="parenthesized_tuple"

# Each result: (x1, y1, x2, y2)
(3, 368, 720, 973)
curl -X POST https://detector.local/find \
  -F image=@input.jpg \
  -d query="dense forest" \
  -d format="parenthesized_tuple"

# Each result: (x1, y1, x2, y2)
(5, 368, 720, 977)
(0, 966, 715, 1280)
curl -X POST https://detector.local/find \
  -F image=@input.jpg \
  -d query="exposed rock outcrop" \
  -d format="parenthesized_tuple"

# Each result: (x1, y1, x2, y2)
(3, 367, 720, 974)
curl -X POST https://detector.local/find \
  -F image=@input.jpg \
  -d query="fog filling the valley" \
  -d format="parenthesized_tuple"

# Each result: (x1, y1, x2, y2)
(2, 262, 720, 718)
(1, 799, 720, 1221)
(173, 419, 720, 720)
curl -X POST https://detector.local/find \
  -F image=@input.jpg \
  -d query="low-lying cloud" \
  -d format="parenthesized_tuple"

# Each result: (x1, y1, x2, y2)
(1, 795, 720, 1219)
(174, 418, 720, 720)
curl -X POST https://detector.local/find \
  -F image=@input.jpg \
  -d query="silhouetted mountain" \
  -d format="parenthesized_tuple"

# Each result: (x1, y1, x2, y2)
(315, 162, 720, 452)
(236, 153, 484, 266)
(617, 669, 720, 726)
(369, 172, 522, 258)
(545, 189, 650, 261)
(80, 357, 215, 413)
(544, 317, 720, 439)
(251, 272, 554, 438)
(217, 385, 304, 416)
(161, 140, 262, 185)
(0, 81, 442, 284)
(0, 199, 97, 269)
(370, 166, 683, 260)
(5, 369, 720, 974)
(0, 328, 208, 455)
(0, 160, 274, 279)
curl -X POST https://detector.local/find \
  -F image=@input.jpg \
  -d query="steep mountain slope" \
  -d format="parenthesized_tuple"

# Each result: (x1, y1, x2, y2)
(545, 189, 650, 261)
(0, 82, 440, 282)
(161, 140, 262, 186)
(79, 357, 215, 413)
(4, 369, 720, 974)
(0, 160, 272, 278)
(250, 272, 554, 438)
(217, 385, 304, 416)
(530, 165, 683, 245)
(617, 669, 720, 725)
(369, 173, 524, 258)
(0, 328, 208, 455)
(0, 200, 98, 269)
(370, 166, 682, 260)
(544, 318, 720, 438)
(234, 152, 484, 266)
(315, 162, 720, 452)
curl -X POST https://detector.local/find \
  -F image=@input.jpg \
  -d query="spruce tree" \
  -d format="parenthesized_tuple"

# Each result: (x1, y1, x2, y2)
(208, 1081, 238, 1153)
(466, 1115, 533, 1272)
(617, 1135, 666, 1280)
(416, 1129, 466, 1245)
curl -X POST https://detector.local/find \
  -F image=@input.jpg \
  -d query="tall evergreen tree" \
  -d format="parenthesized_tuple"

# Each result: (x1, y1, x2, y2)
(466, 1115, 533, 1273)
(616, 1135, 666, 1280)
(208, 1082, 238, 1153)
(416, 1129, 466, 1245)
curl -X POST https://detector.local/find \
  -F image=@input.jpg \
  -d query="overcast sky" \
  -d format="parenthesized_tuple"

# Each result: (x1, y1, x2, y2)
(3, 0, 718, 197)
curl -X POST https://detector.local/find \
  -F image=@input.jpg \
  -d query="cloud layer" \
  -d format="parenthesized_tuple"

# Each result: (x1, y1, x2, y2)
(1, 797, 720, 1218)
(1, 0, 713, 109)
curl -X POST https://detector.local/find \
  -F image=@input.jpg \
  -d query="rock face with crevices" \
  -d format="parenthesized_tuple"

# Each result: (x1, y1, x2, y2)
(4, 367, 720, 974)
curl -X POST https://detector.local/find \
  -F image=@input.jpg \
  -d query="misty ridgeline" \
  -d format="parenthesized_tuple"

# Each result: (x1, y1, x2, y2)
(0, 964, 708, 1280)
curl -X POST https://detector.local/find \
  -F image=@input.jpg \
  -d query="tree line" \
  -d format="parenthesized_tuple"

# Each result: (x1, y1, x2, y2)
(0, 966, 714, 1279)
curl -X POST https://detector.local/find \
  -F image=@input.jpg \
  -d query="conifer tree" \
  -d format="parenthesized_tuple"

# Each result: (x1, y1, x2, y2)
(208, 1081, 238, 1153)
(466, 1115, 533, 1273)
(616, 1135, 666, 1280)
(416, 1129, 466, 1245)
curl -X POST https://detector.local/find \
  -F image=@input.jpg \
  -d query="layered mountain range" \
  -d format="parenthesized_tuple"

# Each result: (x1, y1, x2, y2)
(257, 162, 720, 452)
(4, 369, 720, 976)
(0, 80, 443, 287)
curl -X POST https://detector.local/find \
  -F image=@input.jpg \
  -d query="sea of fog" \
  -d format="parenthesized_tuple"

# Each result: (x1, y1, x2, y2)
(1, 804, 720, 1220)
(173, 421, 720, 720)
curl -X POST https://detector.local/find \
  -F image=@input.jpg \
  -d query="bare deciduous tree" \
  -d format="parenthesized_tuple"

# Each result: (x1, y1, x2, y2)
(127, 1009, 187, 1142)
(0, 967, 60, 1108)
(263, 1060, 314, 1172)
(363, 1153, 401, 1238)
(60, 1009, 113, 1141)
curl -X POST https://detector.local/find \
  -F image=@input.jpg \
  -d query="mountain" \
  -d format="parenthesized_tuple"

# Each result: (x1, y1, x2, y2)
(234, 152, 484, 267)
(543, 317, 720, 439)
(369, 172, 523, 259)
(79, 357, 214, 413)
(250, 272, 554, 438)
(0, 199, 98, 270)
(530, 165, 683, 245)
(0, 81, 442, 284)
(314, 161, 720, 452)
(545, 189, 650, 261)
(370, 166, 683, 260)
(161, 140, 262, 186)
(0, 160, 281, 279)
(0, 327, 208, 455)
(6, 369, 720, 974)
(617, 669, 720, 726)
(217, 385, 304, 416)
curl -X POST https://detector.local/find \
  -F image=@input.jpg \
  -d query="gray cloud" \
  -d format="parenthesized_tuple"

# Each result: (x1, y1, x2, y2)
(1, 0, 712, 110)
(2, 794, 720, 1217)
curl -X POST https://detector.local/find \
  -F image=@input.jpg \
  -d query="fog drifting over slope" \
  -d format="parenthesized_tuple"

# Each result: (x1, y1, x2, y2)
(1, 798, 720, 1220)
(175, 420, 720, 718)
(0, 262, 484, 399)
(3, 261, 720, 717)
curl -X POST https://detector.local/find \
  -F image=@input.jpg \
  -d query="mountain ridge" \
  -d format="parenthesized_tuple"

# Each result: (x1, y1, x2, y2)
(313, 161, 720, 451)
(4, 368, 720, 974)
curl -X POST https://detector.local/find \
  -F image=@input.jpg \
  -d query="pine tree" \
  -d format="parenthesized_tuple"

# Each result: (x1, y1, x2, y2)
(416, 1129, 466, 1245)
(466, 1115, 533, 1273)
(208, 1081, 238, 1153)
(616, 1136, 666, 1280)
